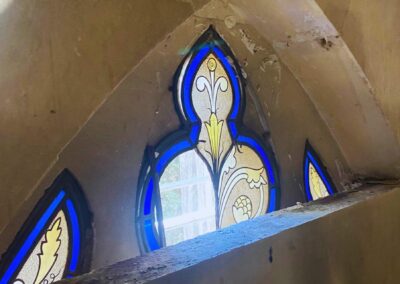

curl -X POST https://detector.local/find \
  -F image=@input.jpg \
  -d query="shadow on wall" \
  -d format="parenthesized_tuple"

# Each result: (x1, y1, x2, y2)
(0, 0, 352, 273)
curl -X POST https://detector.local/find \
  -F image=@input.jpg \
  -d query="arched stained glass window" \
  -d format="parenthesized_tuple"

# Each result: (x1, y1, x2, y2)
(136, 27, 280, 252)
(0, 170, 92, 284)
(303, 141, 336, 201)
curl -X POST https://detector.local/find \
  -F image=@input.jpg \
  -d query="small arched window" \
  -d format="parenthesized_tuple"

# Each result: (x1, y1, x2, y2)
(0, 170, 92, 284)
(136, 27, 280, 252)
(303, 141, 336, 201)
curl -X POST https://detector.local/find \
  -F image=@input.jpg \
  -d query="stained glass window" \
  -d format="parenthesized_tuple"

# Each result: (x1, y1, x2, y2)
(0, 170, 92, 284)
(303, 141, 336, 201)
(136, 27, 280, 252)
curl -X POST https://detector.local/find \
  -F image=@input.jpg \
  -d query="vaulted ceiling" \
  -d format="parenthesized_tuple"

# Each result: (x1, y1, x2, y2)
(0, 0, 399, 249)
(0, 0, 210, 231)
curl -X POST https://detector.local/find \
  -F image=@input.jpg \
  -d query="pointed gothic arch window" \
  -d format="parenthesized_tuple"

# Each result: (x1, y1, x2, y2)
(136, 27, 280, 252)
(303, 141, 336, 201)
(0, 170, 92, 284)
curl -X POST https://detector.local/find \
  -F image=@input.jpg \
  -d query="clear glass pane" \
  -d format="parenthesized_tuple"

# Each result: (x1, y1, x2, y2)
(160, 150, 216, 246)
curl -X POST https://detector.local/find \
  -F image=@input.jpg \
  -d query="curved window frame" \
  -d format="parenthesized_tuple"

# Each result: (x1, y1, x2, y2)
(303, 141, 337, 202)
(0, 169, 92, 283)
(136, 27, 280, 253)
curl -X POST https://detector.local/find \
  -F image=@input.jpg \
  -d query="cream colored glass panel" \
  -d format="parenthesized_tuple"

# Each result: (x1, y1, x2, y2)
(218, 146, 269, 228)
(309, 163, 329, 200)
(14, 210, 69, 284)
(192, 54, 233, 173)
(160, 150, 216, 246)
(159, 50, 271, 245)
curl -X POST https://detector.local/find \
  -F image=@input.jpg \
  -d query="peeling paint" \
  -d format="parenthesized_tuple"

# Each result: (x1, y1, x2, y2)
(317, 37, 334, 50)
(239, 29, 265, 54)
(259, 55, 281, 83)
(224, 15, 237, 29)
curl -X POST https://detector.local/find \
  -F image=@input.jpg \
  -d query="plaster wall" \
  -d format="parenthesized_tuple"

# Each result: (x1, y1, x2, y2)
(0, 0, 209, 235)
(228, 0, 400, 178)
(0, 1, 348, 270)
(317, 0, 400, 143)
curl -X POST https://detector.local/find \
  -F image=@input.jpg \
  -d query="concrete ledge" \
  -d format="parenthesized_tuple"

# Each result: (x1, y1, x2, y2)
(60, 186, 400, 283)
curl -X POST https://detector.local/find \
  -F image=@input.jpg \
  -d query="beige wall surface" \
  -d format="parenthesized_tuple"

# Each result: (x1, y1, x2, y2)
(2, 0, 399, 275)
(0, 0, 208, 235)
(0, 1, 348, 270)
(317, 0, 400, 143)
(229, 0, 400, 177)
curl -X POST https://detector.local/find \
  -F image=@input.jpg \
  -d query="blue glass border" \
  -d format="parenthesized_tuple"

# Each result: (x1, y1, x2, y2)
(0, 191, 65, 284)
(136, 27, 280, 253)
(180, 45, 241, 138)
(0, 170, 92, 283)
(66, 199, 80, 274)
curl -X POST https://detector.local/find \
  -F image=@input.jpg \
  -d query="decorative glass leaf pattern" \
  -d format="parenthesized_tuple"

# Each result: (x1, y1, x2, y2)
(0, 170, 91, 284)
(232, 195, 252, 223)
(191, 54, 232, 173)
(308, 163, 329, 199)
(218, 146, 269, 228)
(14, 211, 69, 284)
(303, 142, 336, 201)
(136, 27, 280, 253)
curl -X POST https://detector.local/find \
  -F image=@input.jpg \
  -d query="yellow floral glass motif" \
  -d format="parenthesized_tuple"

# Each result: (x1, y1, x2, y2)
(218, 146, 269, 228)
(14, 211, 69, 284)
(191, 55, 270, 227)
(138, 28, 280, 252)
(34, 218, 62, 284)
(194, 55, 231, 174)
(309, 163, 329, 200)
(205, 113, 224, 168)
(232, 195, 252, 223)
